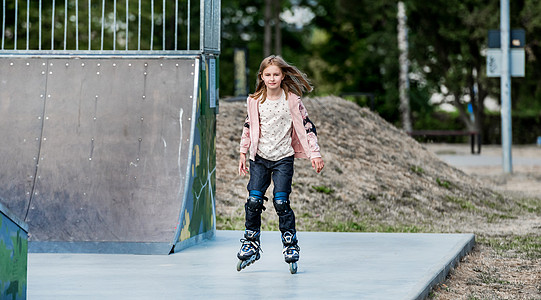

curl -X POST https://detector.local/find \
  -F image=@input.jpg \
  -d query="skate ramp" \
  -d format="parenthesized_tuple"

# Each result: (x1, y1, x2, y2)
(27, 231, 475, 299)
(0, 57, 216, 254)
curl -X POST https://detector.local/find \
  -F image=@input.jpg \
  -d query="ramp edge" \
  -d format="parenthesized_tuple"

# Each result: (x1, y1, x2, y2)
(28, 241, 173, 255)
(413, 233, 476, 300)
(0, 202, 29, 232)
(171, 230, 215, 254)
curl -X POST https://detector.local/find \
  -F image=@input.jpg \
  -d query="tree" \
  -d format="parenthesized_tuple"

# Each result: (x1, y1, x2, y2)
(397, 1, 412, 132)
(0, 0, 189, 51)
(407, 0, 499, 133)
(309, 0, 402, 122)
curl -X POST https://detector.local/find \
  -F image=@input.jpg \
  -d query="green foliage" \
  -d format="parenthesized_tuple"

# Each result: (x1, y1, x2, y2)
(309, 0, 401, 122)
(312, 185, 334, 194)
(5, 0, 541, 133)
(482, 112, 541, 144)
(0, 0, 196, 51)
(410, 165, 425, 175)
(297, 214, 425, 233)
(436, 178, 452, 189)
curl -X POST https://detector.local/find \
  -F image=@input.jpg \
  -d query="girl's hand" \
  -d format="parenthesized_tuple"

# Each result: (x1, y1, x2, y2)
(239, 153, 249, 176)
(311, 157, 324, 173)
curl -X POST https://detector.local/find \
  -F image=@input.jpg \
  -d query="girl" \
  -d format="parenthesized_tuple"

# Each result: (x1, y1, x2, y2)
(236, 55, 324, 274)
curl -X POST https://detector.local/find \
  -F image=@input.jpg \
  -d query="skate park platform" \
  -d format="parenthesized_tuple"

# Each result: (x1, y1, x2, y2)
(28, 230, 474, 299)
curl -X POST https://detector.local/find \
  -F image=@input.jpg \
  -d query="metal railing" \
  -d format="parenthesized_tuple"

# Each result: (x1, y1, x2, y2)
(0, 0, 219, 55)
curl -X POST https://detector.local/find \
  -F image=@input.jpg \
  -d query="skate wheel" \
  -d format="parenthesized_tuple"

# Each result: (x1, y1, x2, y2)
(289, 262, 298, 274)
(236, 260, 243, 272)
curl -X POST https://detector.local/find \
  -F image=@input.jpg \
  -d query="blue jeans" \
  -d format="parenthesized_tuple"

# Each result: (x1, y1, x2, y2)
(245, 155, 296, 234)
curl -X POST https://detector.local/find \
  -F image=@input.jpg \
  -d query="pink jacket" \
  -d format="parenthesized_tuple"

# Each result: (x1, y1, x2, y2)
(240, 92, 321, 161)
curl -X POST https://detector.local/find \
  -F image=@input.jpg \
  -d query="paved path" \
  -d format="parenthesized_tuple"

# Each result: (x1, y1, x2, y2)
(28, 231, 474, 300)
(437, 154, 541, 167)
(424, 143, 541, 168)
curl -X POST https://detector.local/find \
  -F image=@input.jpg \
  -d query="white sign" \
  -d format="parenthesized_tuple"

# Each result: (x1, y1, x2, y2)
(486, 48, 525, 77)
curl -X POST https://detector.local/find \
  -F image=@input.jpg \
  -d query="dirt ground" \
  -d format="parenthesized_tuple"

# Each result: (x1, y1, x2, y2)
(424, 144, 541, 300)
(425, 143, 541, 198)
(216, 97, 541, 299)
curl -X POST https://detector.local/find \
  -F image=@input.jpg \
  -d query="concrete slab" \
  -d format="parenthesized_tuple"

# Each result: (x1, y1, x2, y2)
(28, 231, 474, 300)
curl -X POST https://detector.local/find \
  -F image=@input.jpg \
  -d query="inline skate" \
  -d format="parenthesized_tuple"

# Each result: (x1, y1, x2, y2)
(236, 230, 262, 271)
(281, 231, 300, 274)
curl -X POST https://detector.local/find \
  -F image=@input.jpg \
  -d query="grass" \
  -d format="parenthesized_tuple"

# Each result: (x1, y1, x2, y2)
(296, 214, 426, 233)
(516, 197, 541, 213)
(215, 191, 541, 263)
(410, 165, 425, 175)
(436, 178, 452, 189)
(478, 235, 541, 259)
(312, 185, 334, 194)
(215, 214, 244, 231)
(446, 196, 476, 211)
(485, 212, 517, 223)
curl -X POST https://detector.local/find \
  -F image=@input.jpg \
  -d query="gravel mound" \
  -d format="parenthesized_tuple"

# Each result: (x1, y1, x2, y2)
(216, 96, 498, 231)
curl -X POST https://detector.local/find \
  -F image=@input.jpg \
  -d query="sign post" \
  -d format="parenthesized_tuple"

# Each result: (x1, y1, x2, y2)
(500, 0, 512, 174)
(487, 4, 525, 174)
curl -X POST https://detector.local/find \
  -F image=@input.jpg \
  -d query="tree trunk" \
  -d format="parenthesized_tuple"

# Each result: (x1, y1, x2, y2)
(452, 91, 474, 131)
(264, 0, 272, 57)
(397, 1, 412, 132)
(274, 0, 281, 55)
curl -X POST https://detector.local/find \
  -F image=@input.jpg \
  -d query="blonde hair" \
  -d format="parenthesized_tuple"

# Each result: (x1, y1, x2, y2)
(250, 55, 313, 103)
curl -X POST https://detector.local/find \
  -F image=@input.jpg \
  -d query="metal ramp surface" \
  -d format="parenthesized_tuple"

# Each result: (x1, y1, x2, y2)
(0, 57, 216, 254)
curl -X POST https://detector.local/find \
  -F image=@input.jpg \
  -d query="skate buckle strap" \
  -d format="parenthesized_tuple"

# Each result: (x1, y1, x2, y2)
(282, 231, 297, 245)
(282, 244, 300, 254)
(240, 238, 263, 253)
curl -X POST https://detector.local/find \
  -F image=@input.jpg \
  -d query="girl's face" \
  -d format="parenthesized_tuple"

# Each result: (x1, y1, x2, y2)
(261, 65, 284, 92)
